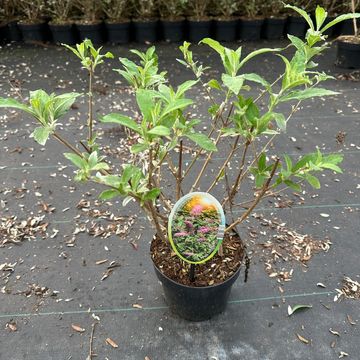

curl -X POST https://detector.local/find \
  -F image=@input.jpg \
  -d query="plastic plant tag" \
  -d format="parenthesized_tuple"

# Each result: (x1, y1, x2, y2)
(168, 192, 226, 264)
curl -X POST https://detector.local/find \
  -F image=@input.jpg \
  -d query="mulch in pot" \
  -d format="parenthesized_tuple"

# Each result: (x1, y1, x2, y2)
(151, 230, 244, 287)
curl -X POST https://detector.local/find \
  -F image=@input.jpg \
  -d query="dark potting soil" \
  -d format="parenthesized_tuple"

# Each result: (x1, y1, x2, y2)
(150, 231, 245, 287)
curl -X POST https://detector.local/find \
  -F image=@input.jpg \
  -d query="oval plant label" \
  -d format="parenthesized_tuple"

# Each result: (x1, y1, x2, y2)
(168, 192, 225, 264)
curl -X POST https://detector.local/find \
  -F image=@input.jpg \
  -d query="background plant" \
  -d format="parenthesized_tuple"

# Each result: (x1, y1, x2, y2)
(259, 0, 286, 18)
(0, 0, 18, 22)
(47, 0, 74, 24)
(133, 0, 157, 19)
(157, 0, 188, 20)
(102, 0, 130, 22)
(187, 0, 211, 20)
(212, 0, 240, 18)
(17, 0, 45, 23)
(1, 5, 359, 251)
(73, 0, 103, 23)
(238, 0, 261, 19)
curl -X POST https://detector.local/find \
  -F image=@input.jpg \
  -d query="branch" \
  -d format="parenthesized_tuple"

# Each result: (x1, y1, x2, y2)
(176, 140, 183, 200)
(225, 157, 280, 233)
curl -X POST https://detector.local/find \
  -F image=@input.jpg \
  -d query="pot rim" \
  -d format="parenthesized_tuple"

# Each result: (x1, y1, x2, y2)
(152, 255, 242, 290)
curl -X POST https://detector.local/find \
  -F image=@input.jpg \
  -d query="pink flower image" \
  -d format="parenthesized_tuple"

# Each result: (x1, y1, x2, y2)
(198, 226, 210, 234)
(174, 232, 188, 237)
(190, 204, 204, 216)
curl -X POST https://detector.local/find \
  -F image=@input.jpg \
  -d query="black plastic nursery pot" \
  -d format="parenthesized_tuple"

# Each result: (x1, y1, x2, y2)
(239, 18, 263, 41)
(18, 22, 47, 42)
(153, 261, 242, 321)
(338, 19, 359, 36)
(336, 39, 360, 69)
(133, 19, 158, 43)
(6, 21, 22, 42)
(76, 22, 104, 44)
(286, 16, 307, 38)
(0, 23, 7, 44)
(214, 18, 238, 42)
(105, 21, 130, 44)
(262, 17, 286, 40)
(49, 23, 77, 45)
(161, 19, 185, 42)
(187, 19, 213, 43)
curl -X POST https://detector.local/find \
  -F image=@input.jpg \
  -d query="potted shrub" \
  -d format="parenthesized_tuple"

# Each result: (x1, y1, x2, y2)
(17, 0, 48, 42)
(0, 0, 21, 43)
(158, 0, 187, 42)
(74, 0, 104, 44)
(48, 0, 77, 44)
(102, 0, 131, 44)
(212, 0, 239, 42)
(261, 0, 287, 40)
(337, 0, 360, 68)
(238, 0, 264, 41)
(0, 6, 359, 321)
(187, 0, 212, 42)
(132, 0, 158, 43)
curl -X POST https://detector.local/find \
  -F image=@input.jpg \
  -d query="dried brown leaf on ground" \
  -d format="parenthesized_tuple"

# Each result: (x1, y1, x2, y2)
(250, 215, 331, 282)
(6, 321, 17, 332)
(105, 337, 119, 348)
(71, 324, 86, 333)
(0, 216, 48, 246)
(296, 333, 310, 344)
(334, 277, 360, 302)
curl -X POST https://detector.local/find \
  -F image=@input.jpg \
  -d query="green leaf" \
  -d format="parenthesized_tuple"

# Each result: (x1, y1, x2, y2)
(143, 188, 161, 201)
(288, 304, 312, 316)
(207, 79, 222, 91)
(284, 154, 293, 172)
(321, 163, 343, 173)
(273, 113, 286, 132)
(239, 48, 281, 69)
(280, 88, 339, 102)
(148, 125, 171, 136)
(99, 189, 119, 200)
(101, 113, 140, 133)
(284, 4, 314, 30)
(0, 97, 34, 115)
(241, 73, 270, 89)
(161, 98, 193, 118)
(284, 180, 302, 192)
(136, 89, 155, 120)
(222, 74, 244, 95)
(306, 174, 321, 189)
(88, 151, 98, 168)
(321, 13, 360, 33)
(315, 5, 327, 30)
(255, 173, 266, 188)
(53, 92, 81, 119)
(30, 127, 51, 146)
(258, 153, 266, 171)
(64, 153, 86, 169)
(176, 80, 198, 97)
(131, 143, 148, 154)
(186, 133, 217, 152)
(200, 38, 225, 56)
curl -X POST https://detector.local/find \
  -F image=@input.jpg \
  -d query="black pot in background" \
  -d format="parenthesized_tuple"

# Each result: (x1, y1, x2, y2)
(321, 16, 336, 38)
(133, 19, 158, 43)
(161, 19, 185, 42)
(338, 19, 359, 36)
(105, 21, 130, 44)
(6, 21, 22, 42)
(18, 22, 47, 42)
(153, 262, 242, 321)
(336, 39, 360, 69)
(262, 17, 286, 40)
(286, 16, 307, 38)
(214, 18, 238, 42)
(49, 23, 77, 45)
(76, 22, 104, 44)
(187, 19, 212, 43)
(0, 23, 7, 44)
(239, 18, 263, 41)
